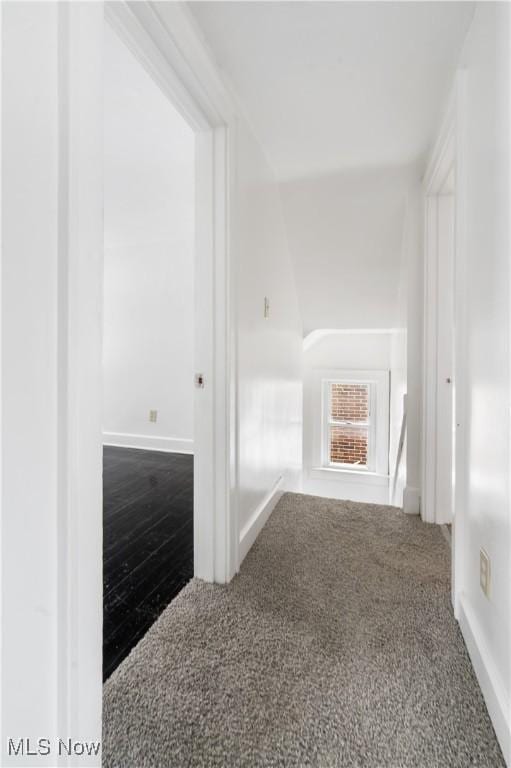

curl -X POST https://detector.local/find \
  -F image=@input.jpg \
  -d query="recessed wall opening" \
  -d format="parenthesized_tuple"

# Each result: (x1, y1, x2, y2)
(102, 21, 195, 680)
(302, 331, 396, 505)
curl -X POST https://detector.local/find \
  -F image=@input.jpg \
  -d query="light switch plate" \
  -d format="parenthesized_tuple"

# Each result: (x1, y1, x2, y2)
(480, 548, 490, 598)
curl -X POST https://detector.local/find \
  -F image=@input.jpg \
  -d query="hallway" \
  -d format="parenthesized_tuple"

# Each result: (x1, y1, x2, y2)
(103, 494, 503, 767)
(2, 3, 510, 764)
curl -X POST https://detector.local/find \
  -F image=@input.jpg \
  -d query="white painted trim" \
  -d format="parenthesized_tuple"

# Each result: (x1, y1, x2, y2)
(0, 3, 4, 761)
(403, 485, 420, 515)
(422, 71, 468, 614)
(105, 3, 208, 131)
(423, 92, 456, 193)
(390, 393, 407, 505)
(422, 192, 439, 524)
(321, 378, 377, 472)
(54, 1, 237, 758)
(458, 595, 511, 765)
(58, 2, 104, 755)
(105, 2, 236, 130)
(440, 524, 451, 546)
(309, 468, 389, 487)
(106, 2, 237, 584)
(103, 432, 194, 454)
(422, 73, 464, 530)
(422, 70, 510, 767)
(451, 71, 468, 618)
(239, 477, 284, 565)
(310, 368, 390, 477)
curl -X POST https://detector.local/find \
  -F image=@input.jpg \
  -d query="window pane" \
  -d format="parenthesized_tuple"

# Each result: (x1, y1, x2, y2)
(330, 383, 369, 423)
(329, 425, 368, 466)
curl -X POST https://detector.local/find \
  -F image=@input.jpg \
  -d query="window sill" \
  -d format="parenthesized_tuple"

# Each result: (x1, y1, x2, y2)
(309, 467, 389, 486)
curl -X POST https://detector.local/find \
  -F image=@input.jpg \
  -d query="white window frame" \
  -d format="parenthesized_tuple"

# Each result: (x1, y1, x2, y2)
(322, 379, 376, 471)
(311, 368, 390, 477)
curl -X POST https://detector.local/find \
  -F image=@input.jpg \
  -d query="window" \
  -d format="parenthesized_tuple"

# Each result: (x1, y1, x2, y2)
(323, 380, 375, 470)
(311, 368, 389, 477)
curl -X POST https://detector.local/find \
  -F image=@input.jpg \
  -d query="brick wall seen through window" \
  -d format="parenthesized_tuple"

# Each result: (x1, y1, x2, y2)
(329, 383, 369, 466)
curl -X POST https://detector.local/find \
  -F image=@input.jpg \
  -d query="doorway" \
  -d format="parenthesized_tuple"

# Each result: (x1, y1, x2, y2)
(424, 172, 456, 526)
(422, 74, 466, 612)
(102, 20, 195, 679)
(53, 1, 236, 737)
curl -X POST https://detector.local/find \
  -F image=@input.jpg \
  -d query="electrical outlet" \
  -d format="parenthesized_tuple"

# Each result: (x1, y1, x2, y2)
(264, 296, 270, 319)
(149, 409, 157, 423)
(480, 549, 490, 598)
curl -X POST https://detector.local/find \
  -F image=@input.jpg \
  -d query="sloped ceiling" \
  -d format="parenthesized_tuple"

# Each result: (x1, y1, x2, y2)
(280, 165, 413, 335)
(189, 2, 474, 331)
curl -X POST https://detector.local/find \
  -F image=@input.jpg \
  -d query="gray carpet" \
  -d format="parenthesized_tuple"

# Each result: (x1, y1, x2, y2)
(103, 493, 504, 767)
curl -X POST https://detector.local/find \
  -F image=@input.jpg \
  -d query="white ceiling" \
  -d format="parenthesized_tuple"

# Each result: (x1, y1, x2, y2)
(189, 1, 474, 180)
(189, 2, 475, 334)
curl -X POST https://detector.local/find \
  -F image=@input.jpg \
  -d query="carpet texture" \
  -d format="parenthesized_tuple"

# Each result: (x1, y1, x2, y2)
(103, 493, 504, 767)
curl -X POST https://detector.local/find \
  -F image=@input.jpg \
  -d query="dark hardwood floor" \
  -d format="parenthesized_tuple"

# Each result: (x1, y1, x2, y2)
(103, 446, 193, 681)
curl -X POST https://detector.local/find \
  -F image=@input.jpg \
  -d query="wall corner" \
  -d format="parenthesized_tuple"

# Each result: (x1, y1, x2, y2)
(403, 485, 421, 515)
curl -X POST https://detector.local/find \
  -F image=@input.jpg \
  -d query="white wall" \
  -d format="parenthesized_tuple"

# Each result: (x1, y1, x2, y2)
(280, 167, 411, 334)
(1, 1, 304, 757)
(236, 121, 303, 547)
(2, 5, 61, 760)
(2, 3, 104, 765)
(302, 332, 392, 505)
(453, 3, 510, 761)
(279, 164, 422, 510)
(103, 24, 194, 453)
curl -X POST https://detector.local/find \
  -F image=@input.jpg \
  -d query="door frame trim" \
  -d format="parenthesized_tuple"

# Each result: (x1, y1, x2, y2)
(422, 70, 467, 613)
(60, 0, 239, 753)
(104, 0, 239, 583)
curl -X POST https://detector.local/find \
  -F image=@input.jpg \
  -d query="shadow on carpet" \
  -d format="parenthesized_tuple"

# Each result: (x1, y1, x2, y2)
(103, 493, 504, 767)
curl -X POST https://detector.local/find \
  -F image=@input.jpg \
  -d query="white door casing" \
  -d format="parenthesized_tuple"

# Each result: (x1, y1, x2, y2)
(52, 1, 238, 759)
(422, 71, 467, 615)
(105, 0, 238, 584)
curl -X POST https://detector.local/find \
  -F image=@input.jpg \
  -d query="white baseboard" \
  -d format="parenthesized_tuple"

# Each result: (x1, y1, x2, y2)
(239, 476, 284, 565)
(403, 485, 420, 515)
(302, 469, 389, 505)
(309, 467, 389, 486)
(103, 431, 194, 454)
(458, 594, 510, 765)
